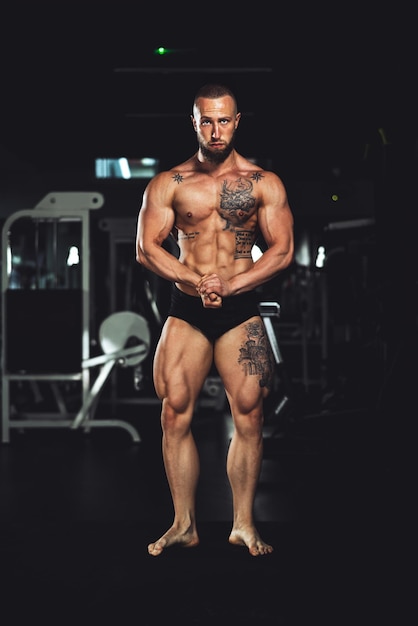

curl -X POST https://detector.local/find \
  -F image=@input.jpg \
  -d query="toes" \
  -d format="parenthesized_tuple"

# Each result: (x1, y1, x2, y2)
(148, 540, 165, 556)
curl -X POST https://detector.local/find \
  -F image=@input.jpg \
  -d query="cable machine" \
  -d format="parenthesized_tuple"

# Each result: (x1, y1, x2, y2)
(1, 192, 149, 443)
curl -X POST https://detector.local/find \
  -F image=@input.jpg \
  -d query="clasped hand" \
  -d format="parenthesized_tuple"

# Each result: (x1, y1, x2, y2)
(197, 273, 228, 308)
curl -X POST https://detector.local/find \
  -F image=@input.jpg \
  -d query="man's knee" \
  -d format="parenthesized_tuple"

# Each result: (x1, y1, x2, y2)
(231, 398, 263, 427)
(161, 393, 193, 427)
(232, 386, 264, 414)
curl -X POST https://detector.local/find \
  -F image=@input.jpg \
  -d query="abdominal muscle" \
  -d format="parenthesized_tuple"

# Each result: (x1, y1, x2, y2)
(177, 250, 254, 297)
(174, 217, 257, 296)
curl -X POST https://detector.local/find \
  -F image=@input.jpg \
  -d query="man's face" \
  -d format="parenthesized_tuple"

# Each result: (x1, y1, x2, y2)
(191, 96, 241, 163)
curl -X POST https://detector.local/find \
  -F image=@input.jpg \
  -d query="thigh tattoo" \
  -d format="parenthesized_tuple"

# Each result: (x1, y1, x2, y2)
(237, 320, 275, 388)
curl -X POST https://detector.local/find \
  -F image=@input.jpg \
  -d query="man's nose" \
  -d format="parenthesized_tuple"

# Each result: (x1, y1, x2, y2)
(211, 124, 220, 138)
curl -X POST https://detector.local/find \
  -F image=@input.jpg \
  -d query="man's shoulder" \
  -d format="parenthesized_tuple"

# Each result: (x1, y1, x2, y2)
(148, 162, 195, 187)
(233, 154, 278, 180)
(169, 154, 197, 173)
(153, 157, 197, 184)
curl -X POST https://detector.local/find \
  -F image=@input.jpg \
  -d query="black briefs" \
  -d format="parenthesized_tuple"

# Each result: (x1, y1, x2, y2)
(168, 285, 260, 341)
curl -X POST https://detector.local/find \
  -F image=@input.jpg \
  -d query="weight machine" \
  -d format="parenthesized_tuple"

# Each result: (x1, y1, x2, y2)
(1, 192, 151, 443)
(258, 301, 296, 429)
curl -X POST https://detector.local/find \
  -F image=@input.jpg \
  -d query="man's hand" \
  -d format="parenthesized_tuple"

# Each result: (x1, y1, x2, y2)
(197, 274, 228, 308)
(200, 291, 222, 308)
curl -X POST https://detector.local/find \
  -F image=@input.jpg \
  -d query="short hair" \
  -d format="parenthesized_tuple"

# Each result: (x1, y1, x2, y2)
(192, 83, 238, 112)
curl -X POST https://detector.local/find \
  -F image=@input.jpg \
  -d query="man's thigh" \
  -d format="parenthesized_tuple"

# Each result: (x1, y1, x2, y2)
(214, 316, 274, 411)
(153, 316, 214, 402)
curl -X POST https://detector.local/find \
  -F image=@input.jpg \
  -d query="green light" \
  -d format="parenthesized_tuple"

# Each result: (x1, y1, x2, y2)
(154, 47, 169, 56)
(331, 194, 339, 202)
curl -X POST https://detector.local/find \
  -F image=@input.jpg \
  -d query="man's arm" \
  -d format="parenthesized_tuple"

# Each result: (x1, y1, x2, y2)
(136, 172, 202, 288)
(197, 172, 294, 298)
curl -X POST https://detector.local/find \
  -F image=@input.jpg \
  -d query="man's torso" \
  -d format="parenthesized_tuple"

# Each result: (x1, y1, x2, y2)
(168, 159, 267, 286)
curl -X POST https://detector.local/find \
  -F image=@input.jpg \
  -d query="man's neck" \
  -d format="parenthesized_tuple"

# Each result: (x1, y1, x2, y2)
(195, 149, 238, 175)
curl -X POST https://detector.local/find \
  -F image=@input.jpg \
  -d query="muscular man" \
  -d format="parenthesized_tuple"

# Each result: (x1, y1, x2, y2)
(136, 83, 294, 556)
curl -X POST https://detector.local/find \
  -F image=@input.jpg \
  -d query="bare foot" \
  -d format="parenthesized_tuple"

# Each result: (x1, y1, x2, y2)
(148, 525, 199, 556)
(229, 526, 273, 556)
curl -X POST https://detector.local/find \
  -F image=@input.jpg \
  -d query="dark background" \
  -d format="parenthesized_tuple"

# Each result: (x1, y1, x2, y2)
(1, 0, 416, 375)
(1, 2, 416, 189)
(1, 0, 416, 382)
(0, 5, 416, 623)
(1, 0, 416, 416)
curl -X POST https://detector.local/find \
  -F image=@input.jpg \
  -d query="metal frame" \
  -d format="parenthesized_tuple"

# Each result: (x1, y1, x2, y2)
(1, 192, 143, 443)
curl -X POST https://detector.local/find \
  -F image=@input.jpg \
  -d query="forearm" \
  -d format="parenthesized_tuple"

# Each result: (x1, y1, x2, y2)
(197, 245, 294, 300)
(229, 247, 293, 295)
(136, 245, 200, 288)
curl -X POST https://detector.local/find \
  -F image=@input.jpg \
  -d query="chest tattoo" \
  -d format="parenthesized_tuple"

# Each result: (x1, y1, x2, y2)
(234, 230, 253, 259)
(220, 178, 255, 219)
(178, 231, 200, 240)
(219, 177, 258, 257)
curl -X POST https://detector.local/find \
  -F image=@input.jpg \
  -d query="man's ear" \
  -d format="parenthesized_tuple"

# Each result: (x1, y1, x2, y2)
(191, 115, 197, 131)
(235, 112, 242, 129)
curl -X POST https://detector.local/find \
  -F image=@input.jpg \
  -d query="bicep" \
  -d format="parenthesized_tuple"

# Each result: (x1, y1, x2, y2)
(137, 180, 176, 250)
(259, 179, 294, 249)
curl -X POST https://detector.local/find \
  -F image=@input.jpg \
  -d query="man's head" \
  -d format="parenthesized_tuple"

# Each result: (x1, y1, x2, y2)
(191, 84, 241, 164)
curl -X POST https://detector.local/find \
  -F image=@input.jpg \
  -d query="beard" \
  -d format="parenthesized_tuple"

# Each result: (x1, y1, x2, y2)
(199, 136, 235, 164)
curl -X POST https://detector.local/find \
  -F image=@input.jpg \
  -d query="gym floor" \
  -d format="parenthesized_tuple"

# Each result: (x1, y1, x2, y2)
(0, 372, 411, 625)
